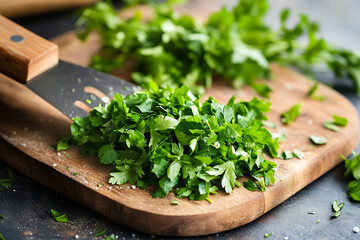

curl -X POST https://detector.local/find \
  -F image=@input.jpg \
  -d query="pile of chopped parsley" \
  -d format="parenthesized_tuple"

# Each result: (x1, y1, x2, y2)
(61, 86, 278, 200)
(77, 0, 360, 97)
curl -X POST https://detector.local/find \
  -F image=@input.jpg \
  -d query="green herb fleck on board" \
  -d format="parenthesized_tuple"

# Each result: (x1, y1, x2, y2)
(281, 103, 302, 125)
(293, 149, 305, 159)
(51, 209, 68, 223)
(332, 115, 347, 126)
(0, 232, 5, 240)
(307, 82, 325, 101)
(105, 234, 116, 240)
(0, 168, 15, 188)
(323, 121, 339, 132)
(278, 150, 293, 160)
(171, 199, 179, 205)
(310, 135, 327, 145)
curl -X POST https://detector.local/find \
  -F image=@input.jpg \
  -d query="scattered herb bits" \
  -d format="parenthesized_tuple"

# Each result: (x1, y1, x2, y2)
(323, 115, 348, 131)
(171, 199, 180, 205)
(278, 150, 293, 160)
(307, 82, 325, 101)
(310, 135, 327, 145)
(293, 149, 305, 160)
(281, 103, 302, 125)
(332, 115, 348, 126)
(323, 121, 339, 132)
(278, 149, 304, 160)
(51, 209, 68, 223)
(264, 232, 273, 238)
(59, 86, 278, 200)
(332, 200, 344, 218)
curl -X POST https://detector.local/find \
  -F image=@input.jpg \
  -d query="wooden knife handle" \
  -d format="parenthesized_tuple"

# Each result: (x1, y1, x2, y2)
(0, 15, 58, 83)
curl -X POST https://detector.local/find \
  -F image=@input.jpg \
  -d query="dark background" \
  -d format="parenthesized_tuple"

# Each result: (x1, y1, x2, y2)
(1, 0, 360, 239)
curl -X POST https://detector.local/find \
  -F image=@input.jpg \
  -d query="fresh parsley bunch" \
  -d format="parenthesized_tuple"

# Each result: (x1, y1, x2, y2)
(65, 86, 278, 200)
(76, 0, 360, 97)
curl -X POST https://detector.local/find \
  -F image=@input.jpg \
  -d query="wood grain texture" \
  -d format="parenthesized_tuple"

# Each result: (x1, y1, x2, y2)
(0, 15, 58, 83)
(0, 0, 98, 18)
(0, 1, 359, 236)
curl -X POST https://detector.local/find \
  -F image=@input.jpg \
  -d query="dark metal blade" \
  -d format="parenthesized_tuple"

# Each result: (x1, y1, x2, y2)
(27, 60, 138, 119)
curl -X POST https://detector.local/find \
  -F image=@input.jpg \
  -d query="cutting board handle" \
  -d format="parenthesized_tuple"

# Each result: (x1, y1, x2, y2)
(0, 15, 58, 83)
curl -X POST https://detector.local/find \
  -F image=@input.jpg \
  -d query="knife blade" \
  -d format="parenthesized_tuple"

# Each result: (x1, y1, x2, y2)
(0, 15, 137, 119)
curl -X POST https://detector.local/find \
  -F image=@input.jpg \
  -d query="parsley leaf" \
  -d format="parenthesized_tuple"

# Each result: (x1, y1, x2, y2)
(264, 232, 273, 238)
(332, 115, 347, 126)
(0, 233, 4, 240)
(323, 121, 339, 132)
(293, 149, 305, 160)
(171, 199, 179, 205)
(50, 209, 68, 223)
(281, 103, 302, 125)
(310, 135, 327, 145)
(332, 200, 344, 218)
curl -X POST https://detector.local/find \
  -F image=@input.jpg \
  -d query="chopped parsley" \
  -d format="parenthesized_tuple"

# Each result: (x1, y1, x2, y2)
(307, 82, 325, 101)
(76, 0, 360, 97)
(0, 233, 4, 240)
(281, 103, 302, 125)
(278, 149, 304, 160)
(341, 153, 360, 201)
(278, 150, 293, 160)
(264, 232, 273, 238)
(293, 149, 305, 160)
(310, 135, 327, 145)
(50, 209, 68, 223)
(60, 86, 278, 200)
(332, 200, 344, 218)
(323, 121, 339, 132)
(171, 199, 179, 205)
(105, 234, 116, 240)
(323, 115, 347, 132)
(95, 229, 106, 236)
(332, 115, 347, 126)
(0, 168, 15, 188)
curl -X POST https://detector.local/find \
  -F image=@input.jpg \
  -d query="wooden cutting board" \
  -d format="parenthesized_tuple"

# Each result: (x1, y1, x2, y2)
(0, 2, 359, 237)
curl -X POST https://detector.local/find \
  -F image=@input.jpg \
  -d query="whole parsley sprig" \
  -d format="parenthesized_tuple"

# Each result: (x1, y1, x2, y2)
(62, 86, 278, 200)
(76, 0, 360, 97)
